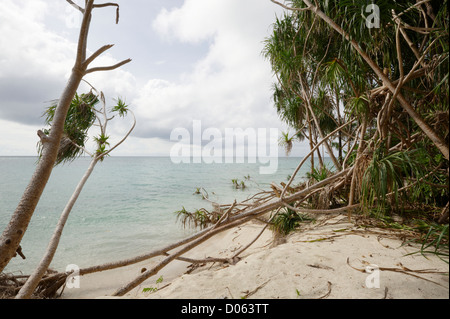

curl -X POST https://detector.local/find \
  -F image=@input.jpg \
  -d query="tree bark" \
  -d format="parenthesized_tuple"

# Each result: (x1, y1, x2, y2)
(16, 158, 99, 299)
(112, 168, 350, 296)
(299, 75, 342, 170)
(348, 116, 368, 215)
(0, 0, 125, 274)
(0, 71, 86, 274)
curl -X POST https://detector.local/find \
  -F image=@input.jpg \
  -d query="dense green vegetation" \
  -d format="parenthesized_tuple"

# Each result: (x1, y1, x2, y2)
(177, 1, 449, 258)
(263, 0, 448, 252)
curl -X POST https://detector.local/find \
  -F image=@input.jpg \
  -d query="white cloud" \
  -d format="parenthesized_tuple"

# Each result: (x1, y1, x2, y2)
(152, 0, 217, 43)
(0, 119, 41, 156)
(0, 0, 75, 80)
(0, 0, 302, 157)
(133, 0, 284, 144)
(0, 0, 138, 153)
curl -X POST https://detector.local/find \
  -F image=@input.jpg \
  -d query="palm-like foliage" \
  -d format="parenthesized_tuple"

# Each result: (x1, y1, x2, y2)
(38, 92, 98, 165)
(263, 10, 344, 169)
(271, 207, 313, 235)
(361, 146, 425, 215)
(175, 207, 220, 230)
(265, 0, 448, 236)
(279, 131, 294, 156)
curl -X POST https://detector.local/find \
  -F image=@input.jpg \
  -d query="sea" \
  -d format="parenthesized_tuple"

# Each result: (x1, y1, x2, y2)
(0, 156, 316, 274)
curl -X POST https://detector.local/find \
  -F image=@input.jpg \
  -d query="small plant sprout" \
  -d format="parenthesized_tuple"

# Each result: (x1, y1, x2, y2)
(231, 178, 247, 190)
(112, 97, 129, 117)
(142, 276, 164, 294)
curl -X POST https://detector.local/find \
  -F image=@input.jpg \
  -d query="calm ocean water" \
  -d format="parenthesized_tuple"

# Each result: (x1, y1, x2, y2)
(0, 156, 314, 274)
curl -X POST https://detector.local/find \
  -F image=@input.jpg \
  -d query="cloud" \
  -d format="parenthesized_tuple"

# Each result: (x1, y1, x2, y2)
(133, 0, 284, 144)
(0, 119, 41, 155)
(0, 0, 297, 156)
(0, 0, 139, 154)
(0, 0, 77, 125)
(0, 0, 136, 118)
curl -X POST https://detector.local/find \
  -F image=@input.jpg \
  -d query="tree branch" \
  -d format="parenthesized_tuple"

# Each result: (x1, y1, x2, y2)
(270, 0, 311, 12)
(75, 0, 94, 65)
(66, 0, 84, 13)
(37, 130, 51, 144)
(93, 2, 120, 24)
(85, 58, 132, 74)
(282, 202, 360, 214)
(102, 110, 136, 157)
(83, 44, 114, 68)
(281, 118, 356, 199)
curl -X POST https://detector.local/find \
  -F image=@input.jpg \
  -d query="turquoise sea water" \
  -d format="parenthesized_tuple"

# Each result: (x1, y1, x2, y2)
(0, 156, 315, 274)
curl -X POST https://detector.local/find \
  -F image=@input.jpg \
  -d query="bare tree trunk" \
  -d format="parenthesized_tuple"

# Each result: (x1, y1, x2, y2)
(348, 116, 368, 212)
(336, 90, 343, 164)
(0, 0, 130, 274)
(313, 129, 325, 169)
(306, 111, 315, 175)
(298, 0, 449, 161)
(15, 89, 135, 298)
(270, 0, 449, 161)
(299, 76, 342, 170)
(16, 157, 99, 298)
(0, 8, 90, 273)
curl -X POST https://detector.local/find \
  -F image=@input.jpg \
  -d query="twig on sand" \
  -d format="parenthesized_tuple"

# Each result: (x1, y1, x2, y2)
(316, 281, 332, 299)
(240, 279, 271, 299)
(346, 257, 448, 288)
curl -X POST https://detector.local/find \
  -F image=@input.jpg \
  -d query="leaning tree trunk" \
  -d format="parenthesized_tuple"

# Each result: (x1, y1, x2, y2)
(0, 73, 84, 274)
(301, 78, 342, 171)
(348, 115, 368, 219)
(0, 4, 93, 273)
(298, 0, 449, 161)
(15, 94, 136, 298)
(0, 0, 130, 274)
(16, 157, 99, 299)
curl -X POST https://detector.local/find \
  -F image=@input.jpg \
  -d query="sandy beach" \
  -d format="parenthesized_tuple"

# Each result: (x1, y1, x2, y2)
(61, 214, 449, 299)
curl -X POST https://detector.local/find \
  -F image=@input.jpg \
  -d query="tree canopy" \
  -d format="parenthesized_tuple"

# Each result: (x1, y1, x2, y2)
(264, 0, 449, 218)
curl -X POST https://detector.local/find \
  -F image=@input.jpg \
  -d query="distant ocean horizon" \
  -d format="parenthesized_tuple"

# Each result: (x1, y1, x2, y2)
(0, 156, 328, 274)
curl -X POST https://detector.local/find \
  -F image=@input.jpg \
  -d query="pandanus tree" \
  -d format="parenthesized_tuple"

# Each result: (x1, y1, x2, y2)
(263, 10, 344, 172)
(265, 0, 448, 218)
(16, 86, 136, 299)
(0, 0, 131, 274)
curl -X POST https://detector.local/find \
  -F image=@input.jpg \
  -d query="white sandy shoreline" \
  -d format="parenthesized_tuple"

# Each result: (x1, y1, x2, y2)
(61, 215, 449, 299)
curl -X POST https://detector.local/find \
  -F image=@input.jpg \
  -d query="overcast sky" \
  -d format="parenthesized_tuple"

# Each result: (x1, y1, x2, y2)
(0, 0, 309, 157)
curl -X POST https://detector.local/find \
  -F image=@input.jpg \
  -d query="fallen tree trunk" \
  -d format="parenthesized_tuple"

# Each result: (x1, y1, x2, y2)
(110, 168, 351, 296)
(14, 167, 350, 298)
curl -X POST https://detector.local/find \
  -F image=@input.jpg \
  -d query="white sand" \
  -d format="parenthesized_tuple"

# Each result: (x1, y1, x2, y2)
(62, 215, 449, 299)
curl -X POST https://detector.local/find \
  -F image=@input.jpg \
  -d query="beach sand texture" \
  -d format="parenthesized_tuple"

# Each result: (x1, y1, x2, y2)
(62, 215, 449, 299)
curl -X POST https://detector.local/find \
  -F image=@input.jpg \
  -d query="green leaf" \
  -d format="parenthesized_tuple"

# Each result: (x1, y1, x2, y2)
(112, 97, 129, 117)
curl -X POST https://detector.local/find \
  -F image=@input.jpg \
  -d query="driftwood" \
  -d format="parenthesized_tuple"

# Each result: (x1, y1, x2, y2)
(2, 144, 445, 297)
(2, 1, 448, 298)
(1, 165, 353, 298)
(109, 169, 350, 296)
(8, 144, 429, 298)
(7, 104, 358, 297)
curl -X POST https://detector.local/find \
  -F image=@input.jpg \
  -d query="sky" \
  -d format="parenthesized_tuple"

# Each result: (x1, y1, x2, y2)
(0, 0, 310, 157)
